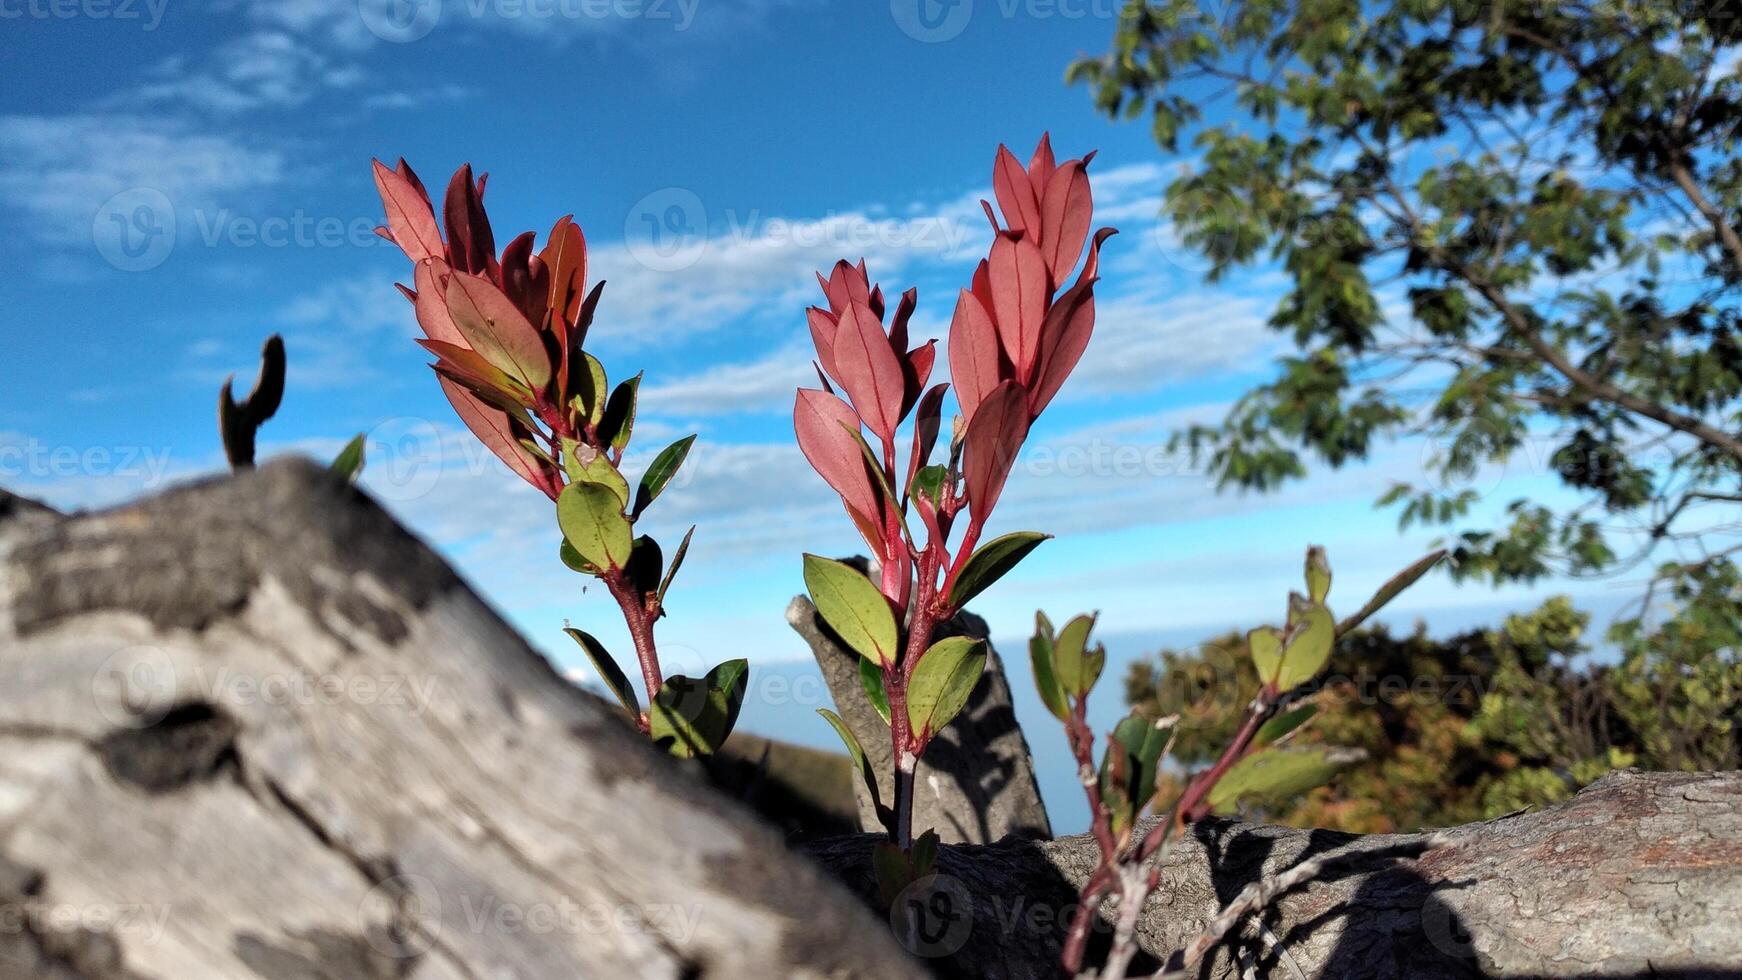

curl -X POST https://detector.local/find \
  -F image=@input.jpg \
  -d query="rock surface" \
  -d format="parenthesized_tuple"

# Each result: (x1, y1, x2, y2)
(0, 460, 919, 980)
(3, 461, 1739, 979)
(787, 594, 1052, 844)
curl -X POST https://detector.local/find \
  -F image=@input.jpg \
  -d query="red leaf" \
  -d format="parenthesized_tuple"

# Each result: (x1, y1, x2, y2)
(906, 381, 949, 494)
(888, 286, 918, 354)
(993, 144, 1042, 236)
(1028, 134, 1057, 192)
(444, 270, 551, 393)
(438, 375, 550, 496)
(794, 388, 885, 550)
(372, 159, 443, 263)
(971, 259, 994, 316)
(821, 259, 871, 314)
(539, 215, 587, 340)
(1039, 160, 1093, 286)
(987, 234, 1048, 381)
(499, 230, 537, 322)
(1029, 228, 1116, 418)
(443, 164, 498, 279)
(830, 301, 906, 442)
(807, 306, 840, 382)
(948, 288, 1002, 423)
(963, 380, 1030, 522)
(902, 340, 936, 420)
(418, 338, 522, 401)
(412, 259, 464, 346)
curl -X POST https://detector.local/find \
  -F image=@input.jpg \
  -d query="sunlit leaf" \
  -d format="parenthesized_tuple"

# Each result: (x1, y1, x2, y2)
(803, 554, 900, 668)
(948, 531, 1051, 609)
(563, 627, 639, 719)
(907, 636, 986, 738)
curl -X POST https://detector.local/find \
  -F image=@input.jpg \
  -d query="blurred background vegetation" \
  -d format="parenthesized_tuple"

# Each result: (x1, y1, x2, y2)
(1076, 0, 1742, 830)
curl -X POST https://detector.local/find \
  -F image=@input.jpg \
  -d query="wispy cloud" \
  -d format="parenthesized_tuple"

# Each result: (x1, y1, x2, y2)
(0, 114, 285, 247)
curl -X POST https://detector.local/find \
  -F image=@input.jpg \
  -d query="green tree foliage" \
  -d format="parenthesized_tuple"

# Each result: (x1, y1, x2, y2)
(1127, 595, 1741, 832)
(1073, 0, 1742, 601)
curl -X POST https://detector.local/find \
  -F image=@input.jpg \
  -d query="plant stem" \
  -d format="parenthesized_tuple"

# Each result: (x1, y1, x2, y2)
(605, 571, 663, 725)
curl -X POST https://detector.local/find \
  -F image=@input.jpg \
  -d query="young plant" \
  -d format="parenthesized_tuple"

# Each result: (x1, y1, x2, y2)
(1036, 547, 1445, 979)
(371, 160, 744, 757)
(798, 135, 1116, 865)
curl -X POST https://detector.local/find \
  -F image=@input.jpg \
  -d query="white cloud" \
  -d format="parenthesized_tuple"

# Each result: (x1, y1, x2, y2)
(0, 114, 285, 247)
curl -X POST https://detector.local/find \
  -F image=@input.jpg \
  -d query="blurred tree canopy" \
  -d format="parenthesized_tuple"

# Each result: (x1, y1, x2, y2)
(1127, 594, 1740, 832)
(1073, 0, 1742, 601)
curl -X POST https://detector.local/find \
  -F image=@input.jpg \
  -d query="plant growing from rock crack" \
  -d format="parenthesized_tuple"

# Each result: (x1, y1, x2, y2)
(372, 159, 745, 758)
(1037, 546, 1444, 979)
(795, 135, 1116, 893)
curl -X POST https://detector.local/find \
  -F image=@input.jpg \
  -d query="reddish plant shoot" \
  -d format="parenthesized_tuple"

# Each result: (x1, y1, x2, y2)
(371, 159, 746, 758)
(797, 135, 1118, 868)
(1038, 547, 1446, 979)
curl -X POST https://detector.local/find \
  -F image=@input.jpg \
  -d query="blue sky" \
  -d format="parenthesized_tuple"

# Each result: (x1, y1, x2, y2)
(1, 0, 1624, 763)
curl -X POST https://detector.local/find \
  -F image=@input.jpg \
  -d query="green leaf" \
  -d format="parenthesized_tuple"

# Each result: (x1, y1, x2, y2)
(1255, 704, 1318, 748)
(563, 627, 640, 719)
(803, 555, 900, 668)
(655, 525, 695, 610)
(331, 433, 365, 481)
(1052, 614, 1104, 697)
(1207, 747, 1352, 813)
(564, 440, 630, 508)
(1305, 545, 1331, 603)
(1336, 550, 1446, 636)
(909, 464, 947, 505)
(873, 842, 912, 908)
(559, 539, 593, 574)
(575, 352, 609, 427)
(624, 535, 663, 598)
(1276, 600, 1336, 691)
(634, 434, 696, 517)
(906, 636, 986, 738)
(1029, 612, 1070, 722)
(859, 656, 891, 726)
(557, 481, 633, 570)
(706, 657, 750, 742)
(598, 373, 641, 451)
(910, 829, 939, 878)
(648, 658, 748, 759)
(948, 531, 1052, 609)
(1248, 626, 1283, 686)
(1109, 713, 1170, 823)
(817, 707, 889, 828)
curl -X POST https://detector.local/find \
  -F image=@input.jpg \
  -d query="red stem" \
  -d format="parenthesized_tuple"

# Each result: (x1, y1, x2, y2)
(605, 569, 663, 732)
